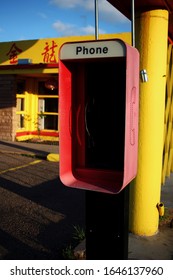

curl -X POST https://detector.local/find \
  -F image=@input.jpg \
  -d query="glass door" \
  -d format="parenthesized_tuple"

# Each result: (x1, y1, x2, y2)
(16, 79, 26, 129)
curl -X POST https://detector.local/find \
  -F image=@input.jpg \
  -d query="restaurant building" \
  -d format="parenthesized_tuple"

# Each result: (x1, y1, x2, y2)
(0, 33, 130, 142)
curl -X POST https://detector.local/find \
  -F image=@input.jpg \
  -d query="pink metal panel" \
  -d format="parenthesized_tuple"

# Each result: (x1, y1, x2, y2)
(59, 39, 139, 194)
(123, 43, 139, 190)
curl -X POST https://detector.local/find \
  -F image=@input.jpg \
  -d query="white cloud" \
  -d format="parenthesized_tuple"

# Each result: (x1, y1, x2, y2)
(53, 20, 75, 33)
(81, 24, 105, 35)
(80, 24, 96, 34)
(52, 20, 106, 36)
(50, 0, 129, 23)
(53, 20, 76, 35)
(51, 1, 130, 36)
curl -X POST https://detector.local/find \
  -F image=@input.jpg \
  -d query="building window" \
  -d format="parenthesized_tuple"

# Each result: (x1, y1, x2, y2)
(38, 79, 58, 131)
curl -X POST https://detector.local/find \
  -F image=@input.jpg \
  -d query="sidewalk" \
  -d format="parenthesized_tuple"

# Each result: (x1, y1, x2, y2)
(128, 175, 173, 260)
(0, 140, 59, 159)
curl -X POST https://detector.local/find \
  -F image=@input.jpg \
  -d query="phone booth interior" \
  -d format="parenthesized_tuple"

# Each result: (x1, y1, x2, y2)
(59, 39, 139, 194)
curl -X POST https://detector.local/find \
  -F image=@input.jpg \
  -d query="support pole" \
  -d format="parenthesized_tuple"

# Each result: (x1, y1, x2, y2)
(131, 0, 135, 47)
(129, 9, 169, 236)
(86, 187, 129, 260)
(95, 0, 99, 40)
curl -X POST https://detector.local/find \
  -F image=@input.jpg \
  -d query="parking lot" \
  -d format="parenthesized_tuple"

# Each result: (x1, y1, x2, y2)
(0, 141, 173, 260)
(0, 151, 85, 260)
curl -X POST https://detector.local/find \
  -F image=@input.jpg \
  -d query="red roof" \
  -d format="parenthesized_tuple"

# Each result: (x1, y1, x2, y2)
(107, 0, 173, 41)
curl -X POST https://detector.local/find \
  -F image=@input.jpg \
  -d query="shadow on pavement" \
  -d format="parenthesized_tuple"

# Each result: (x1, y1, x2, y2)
(0, 140, 57, 157)
(0, 176, 85, 260)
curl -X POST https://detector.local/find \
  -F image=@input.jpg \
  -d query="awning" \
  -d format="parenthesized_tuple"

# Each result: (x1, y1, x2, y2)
(107, 0, 173, 41)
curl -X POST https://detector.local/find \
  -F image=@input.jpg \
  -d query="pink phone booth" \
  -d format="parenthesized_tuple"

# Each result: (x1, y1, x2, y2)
(59, 39, 139, 194)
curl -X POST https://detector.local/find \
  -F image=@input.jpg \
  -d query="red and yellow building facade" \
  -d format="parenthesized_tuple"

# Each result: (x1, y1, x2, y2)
(0, 33, 130, 142)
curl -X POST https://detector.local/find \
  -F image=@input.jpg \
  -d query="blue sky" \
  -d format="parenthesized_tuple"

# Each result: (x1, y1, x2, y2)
(0, 0, 130, 42)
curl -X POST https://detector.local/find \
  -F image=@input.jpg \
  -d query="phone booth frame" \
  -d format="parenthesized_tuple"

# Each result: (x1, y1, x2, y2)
(59, 39, 139, 194)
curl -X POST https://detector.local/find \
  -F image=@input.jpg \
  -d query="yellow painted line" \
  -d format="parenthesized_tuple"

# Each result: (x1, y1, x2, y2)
(0, 159, 42, 175)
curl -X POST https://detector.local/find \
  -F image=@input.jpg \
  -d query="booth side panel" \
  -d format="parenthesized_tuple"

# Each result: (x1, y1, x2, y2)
(59, 62, 75, 186)
(123, 45, 139, 188)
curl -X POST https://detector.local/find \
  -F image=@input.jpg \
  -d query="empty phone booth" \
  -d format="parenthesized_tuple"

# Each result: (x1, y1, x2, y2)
(59, 39, 139, 194)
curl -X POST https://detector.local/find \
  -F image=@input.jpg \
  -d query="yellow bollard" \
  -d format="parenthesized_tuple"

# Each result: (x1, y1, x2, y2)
(47, 153, 59, 162)
(157, 202, 165, 217)
(129, 10, 169, 236)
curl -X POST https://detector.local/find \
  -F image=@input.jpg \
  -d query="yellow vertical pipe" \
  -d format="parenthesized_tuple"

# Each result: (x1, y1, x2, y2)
(130, 10, 169, 236)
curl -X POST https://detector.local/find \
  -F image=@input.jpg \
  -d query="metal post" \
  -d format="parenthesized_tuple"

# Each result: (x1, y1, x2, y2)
(86, 186, 129, 260)
(85, 0, 132, 260)
(131, 0, 135, 47)
(95, 0, 99, 40)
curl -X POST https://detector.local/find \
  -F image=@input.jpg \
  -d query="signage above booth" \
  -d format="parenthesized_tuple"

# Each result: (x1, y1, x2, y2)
(59, 40, 126, 60)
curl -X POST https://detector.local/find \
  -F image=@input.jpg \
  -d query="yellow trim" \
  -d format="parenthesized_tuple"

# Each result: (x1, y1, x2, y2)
(16, 135, 59, 142)
(0, 68, 58, 75)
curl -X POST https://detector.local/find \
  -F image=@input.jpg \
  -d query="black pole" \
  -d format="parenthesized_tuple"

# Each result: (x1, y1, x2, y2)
(86, 185, 129, 260)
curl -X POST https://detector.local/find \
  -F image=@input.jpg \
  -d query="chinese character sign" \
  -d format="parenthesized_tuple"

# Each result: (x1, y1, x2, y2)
(5, 39, 59, 65)
(6, 43, 23, 64)
(41, 40, 58, 63)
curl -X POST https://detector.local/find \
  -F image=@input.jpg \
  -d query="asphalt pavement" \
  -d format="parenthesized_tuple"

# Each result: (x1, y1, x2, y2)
(0, 140, 85, 259)
(0, 140, 172, 260)
(0, 140, 59, 158)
